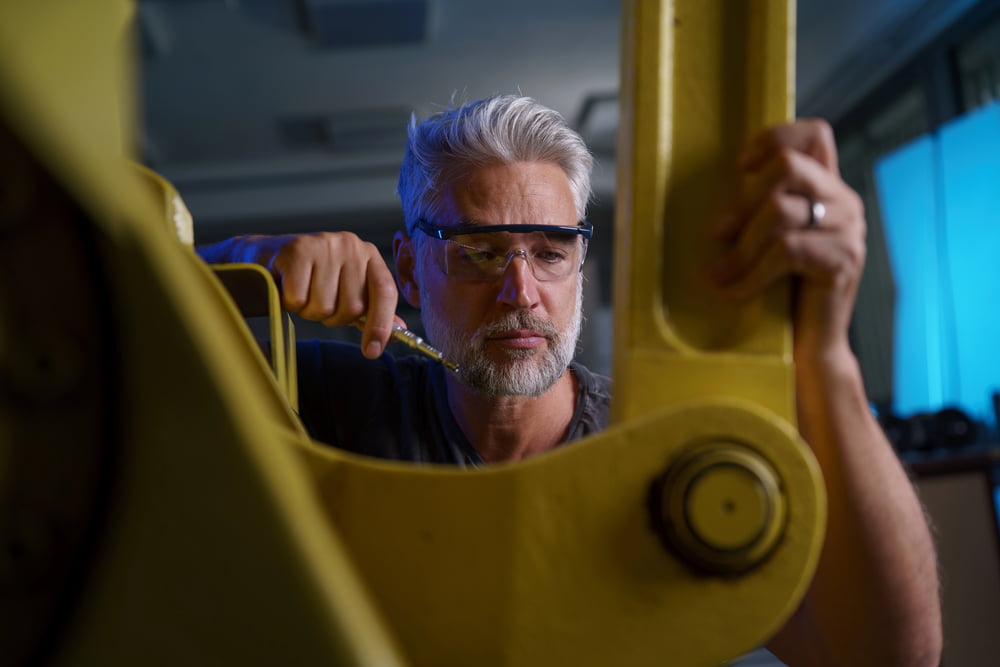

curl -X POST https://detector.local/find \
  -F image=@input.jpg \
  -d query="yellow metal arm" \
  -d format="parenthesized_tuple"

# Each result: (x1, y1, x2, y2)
(614, 0, 799, 422)
(0, 3, 402, 665)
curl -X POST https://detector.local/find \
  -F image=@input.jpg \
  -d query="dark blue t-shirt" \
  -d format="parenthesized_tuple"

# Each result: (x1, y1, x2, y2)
(296, 340, 611, 466)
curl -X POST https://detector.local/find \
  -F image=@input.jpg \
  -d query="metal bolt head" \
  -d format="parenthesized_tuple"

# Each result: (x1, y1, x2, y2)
(650, 443, 787, 575)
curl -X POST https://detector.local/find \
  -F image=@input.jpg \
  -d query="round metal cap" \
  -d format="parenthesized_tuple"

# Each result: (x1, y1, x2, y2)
(651, 443, 787, 574)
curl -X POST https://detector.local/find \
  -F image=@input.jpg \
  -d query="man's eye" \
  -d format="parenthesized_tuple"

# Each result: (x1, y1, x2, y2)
(535, 249, 569, 264)
(456, 246, 496, 263)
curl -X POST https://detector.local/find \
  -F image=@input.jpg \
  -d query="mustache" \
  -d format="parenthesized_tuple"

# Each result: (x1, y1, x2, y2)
(475, 311, 559, 341)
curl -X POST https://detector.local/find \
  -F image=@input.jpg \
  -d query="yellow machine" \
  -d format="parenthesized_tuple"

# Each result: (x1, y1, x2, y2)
(0, 1, 824, 665)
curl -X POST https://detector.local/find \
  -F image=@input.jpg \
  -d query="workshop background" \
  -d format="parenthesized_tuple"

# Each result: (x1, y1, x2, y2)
(137, 1, 1000, 664)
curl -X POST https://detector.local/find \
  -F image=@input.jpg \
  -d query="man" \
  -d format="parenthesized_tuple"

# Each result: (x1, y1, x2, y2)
(199, 95, 941, 666)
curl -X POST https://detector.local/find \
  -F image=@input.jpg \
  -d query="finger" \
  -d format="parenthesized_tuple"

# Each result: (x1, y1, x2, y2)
(739, 118, 839, 173)
(710, 227, 856, 302)
(707, 232, 801, 301)
(705, 190, 809, 283)
(274, 256, 315, 315)
(359, 261, 400, 359)
(712, 147, 832, 244)
(297, 254, 341, 321)
(316, 259, 367, 328)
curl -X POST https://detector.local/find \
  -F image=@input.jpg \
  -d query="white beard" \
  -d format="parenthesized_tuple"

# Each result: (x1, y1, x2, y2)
(419, 277, 583, 397)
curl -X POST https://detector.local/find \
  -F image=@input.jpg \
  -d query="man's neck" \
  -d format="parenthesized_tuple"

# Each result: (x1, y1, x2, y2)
(444, 368, 578, 464)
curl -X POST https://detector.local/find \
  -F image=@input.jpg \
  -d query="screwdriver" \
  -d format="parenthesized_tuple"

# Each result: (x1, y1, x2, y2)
(356, 316, 459, 372)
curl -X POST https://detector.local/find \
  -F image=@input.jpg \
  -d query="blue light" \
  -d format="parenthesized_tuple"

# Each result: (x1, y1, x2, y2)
(939, 104, 1000, 431)
(875, 137, 945, 413)
(874, 101, 1000, 430)
(996, 486, 1000, 534)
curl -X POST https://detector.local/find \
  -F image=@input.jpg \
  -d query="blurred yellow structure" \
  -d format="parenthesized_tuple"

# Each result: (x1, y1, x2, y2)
(0, 1, 824, 666)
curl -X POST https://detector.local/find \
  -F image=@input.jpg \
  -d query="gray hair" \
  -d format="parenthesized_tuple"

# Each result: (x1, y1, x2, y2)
(397, 95, 593, 236)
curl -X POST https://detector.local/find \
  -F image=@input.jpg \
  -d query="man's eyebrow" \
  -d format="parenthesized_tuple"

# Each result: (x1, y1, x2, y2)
(455, 218, 490, 228)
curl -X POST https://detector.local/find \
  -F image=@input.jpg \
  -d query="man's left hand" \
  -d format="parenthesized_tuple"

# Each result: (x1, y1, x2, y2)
(703, 118, 867, 361)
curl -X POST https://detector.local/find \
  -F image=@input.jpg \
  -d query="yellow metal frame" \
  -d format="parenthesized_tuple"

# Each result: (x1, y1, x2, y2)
(614, 0, 799, 423)
(0, 1, 825, 665)
(130, 161, 195, 245)
(211, 263, 300, 412)
(0, 3, 402, 665)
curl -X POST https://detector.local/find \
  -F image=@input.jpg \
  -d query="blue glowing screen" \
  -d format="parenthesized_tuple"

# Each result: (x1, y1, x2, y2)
(874, 101, 1000, 429)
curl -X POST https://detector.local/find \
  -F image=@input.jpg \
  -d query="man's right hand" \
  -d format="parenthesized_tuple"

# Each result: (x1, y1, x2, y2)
(198, 232, 401, 359)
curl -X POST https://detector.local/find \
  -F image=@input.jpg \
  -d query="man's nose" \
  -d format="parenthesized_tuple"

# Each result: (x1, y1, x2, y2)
(496, 251, 540, 309)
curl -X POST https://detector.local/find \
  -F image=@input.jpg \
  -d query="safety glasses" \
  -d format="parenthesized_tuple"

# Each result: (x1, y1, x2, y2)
(415, 219, 593, 283)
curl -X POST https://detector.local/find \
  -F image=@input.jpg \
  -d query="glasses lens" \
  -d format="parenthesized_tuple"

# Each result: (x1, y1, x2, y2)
(440, 230, 584, 282)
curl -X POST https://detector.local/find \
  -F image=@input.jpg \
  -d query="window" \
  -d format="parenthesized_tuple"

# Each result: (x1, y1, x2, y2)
(873, 101, 1000, 429)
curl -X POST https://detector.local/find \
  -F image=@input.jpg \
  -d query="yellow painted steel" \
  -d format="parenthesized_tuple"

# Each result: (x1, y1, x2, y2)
(0, 2, 403, 665)
(614, 0, 801, 422)
(211, 263, 300, 411)
(610, 0, 827, 653)
(0, 1, 826, 667)
(299, 398, 823, 666)
(131, 162, 195, 245)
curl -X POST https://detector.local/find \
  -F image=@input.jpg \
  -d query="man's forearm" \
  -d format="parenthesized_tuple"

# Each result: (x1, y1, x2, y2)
(195, 235, 265, 265)
(771, 347, 942, 666)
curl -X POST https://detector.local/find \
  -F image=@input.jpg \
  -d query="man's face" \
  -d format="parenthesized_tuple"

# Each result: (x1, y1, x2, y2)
(415, 162, 584, 397)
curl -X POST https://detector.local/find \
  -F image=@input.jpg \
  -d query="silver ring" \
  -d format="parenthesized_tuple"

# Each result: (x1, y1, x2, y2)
(807, 199, 826, 227)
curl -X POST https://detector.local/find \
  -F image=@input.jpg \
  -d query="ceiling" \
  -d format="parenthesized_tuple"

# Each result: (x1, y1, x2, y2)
(137, 0, 984, 244)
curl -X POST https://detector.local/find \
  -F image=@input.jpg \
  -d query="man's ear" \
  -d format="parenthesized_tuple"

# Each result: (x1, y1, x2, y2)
(393, 231, 421, 308)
